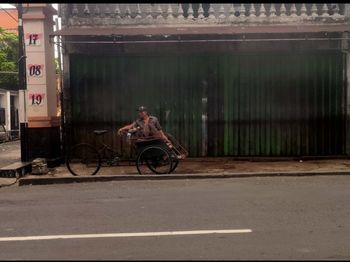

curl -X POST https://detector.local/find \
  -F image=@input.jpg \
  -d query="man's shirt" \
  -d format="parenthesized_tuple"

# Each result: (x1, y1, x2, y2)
(132, 116, 162, 137)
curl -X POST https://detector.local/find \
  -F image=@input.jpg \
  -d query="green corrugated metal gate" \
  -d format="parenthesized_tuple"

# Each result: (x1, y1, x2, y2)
(69, 50, 345, 157)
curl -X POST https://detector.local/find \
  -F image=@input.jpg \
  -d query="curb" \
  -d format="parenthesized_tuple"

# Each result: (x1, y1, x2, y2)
(17, 170, 350, 186)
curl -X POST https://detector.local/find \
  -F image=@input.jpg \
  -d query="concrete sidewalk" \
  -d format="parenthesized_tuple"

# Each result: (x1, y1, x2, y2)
(0, 140, 22, 188)
(15, 158, 350, 186)
(1, 140, 349, 187)
(0, 140, 20, 168)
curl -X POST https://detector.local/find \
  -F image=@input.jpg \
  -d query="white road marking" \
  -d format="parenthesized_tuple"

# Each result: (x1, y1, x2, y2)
(0, 229, 252, 242)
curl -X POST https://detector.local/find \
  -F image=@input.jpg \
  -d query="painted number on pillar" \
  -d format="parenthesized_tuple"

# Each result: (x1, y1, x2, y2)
(29, 93, 46, 106)
(28, 64, 44, 77)
(26, 33, 42, 46)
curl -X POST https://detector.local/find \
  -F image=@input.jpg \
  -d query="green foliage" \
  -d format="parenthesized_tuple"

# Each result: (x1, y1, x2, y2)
(0, 27, 18, 90)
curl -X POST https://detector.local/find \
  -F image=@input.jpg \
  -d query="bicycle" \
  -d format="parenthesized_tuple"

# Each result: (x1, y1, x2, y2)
(66, 129, 188, 176)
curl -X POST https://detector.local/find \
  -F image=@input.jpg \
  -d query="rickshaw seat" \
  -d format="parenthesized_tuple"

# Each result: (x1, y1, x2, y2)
(93, 130, 108, 135)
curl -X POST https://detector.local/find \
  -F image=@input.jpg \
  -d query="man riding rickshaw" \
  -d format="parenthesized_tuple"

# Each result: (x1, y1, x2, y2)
(117, 106, 173, 149)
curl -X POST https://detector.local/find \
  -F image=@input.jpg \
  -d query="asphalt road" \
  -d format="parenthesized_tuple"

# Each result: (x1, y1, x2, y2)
(0, 176, 350, 260)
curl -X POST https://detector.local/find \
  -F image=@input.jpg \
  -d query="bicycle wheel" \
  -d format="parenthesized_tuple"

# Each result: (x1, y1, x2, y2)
(136, 146, 172, 174)
(66, 143, 101, 176)
(166, 149, 179, 173)
(170, 159, 179, 173)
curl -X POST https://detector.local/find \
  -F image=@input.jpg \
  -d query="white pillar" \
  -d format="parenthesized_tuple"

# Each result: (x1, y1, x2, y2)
(21, 4, 61, 161)
(344, 4, 350, 17)
(23, 3, 60, 128)
(18, 90, 27, 123)
(5, 91, 11, 131)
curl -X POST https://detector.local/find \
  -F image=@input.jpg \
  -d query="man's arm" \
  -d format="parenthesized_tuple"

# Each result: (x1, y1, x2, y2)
(159, 129, 173, 148)
(153, 117, 171, 143)
(117, 123, 135, 136)
(159, 130, 168, 141)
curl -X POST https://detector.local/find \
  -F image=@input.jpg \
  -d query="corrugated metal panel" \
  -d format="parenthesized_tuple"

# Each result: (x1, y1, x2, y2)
(220, 51, 345, 156)
(69, 54, 207, 157)
(68, 50, 345, 157)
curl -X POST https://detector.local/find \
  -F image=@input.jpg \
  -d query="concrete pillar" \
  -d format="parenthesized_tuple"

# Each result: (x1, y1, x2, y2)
(344, 4, 350, 18)
(0, 91, 10, 130)
(22, 4, 61, 161)
(346, 50, 350, 156)
(342, 32, 350, 155)
(10, 93, 19, 131)
(5, 91, 11, 131)
(18, 90, 26, 124)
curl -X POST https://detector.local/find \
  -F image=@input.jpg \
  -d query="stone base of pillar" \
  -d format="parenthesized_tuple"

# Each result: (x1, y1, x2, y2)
(26, 125, 62, 166)
(28, 116, 61, 128)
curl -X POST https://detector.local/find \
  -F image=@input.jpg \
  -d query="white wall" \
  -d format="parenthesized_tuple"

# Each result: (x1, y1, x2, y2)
(0, 89, 10, 130)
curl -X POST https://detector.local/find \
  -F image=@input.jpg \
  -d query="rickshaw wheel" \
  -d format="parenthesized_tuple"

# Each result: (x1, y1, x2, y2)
(170, 159, 179, 173)
(136, 146, 172, 174)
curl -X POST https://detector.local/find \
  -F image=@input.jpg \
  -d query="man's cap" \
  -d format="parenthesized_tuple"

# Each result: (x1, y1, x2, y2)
(137, 106, 148, 112)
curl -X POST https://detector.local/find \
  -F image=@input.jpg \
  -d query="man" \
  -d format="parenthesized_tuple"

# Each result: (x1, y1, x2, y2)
(117, 106, 171, 145)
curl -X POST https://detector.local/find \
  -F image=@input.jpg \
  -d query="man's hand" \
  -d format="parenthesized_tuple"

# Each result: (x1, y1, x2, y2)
(117, 128, 124, 136)
(166, 140, 173, 148)
(118, 123, 134, 136)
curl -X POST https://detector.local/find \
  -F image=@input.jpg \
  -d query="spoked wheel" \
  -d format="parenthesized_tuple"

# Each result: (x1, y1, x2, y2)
(136, 146, 172, 174)
(170, 159, 179, 173)
(66, 143, 101, 176)
(167, 149, 179, 173)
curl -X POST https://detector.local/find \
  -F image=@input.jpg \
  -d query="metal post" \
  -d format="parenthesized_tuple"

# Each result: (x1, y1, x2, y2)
(17, 3, 29, 162)
(55, 17, 65, 160)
